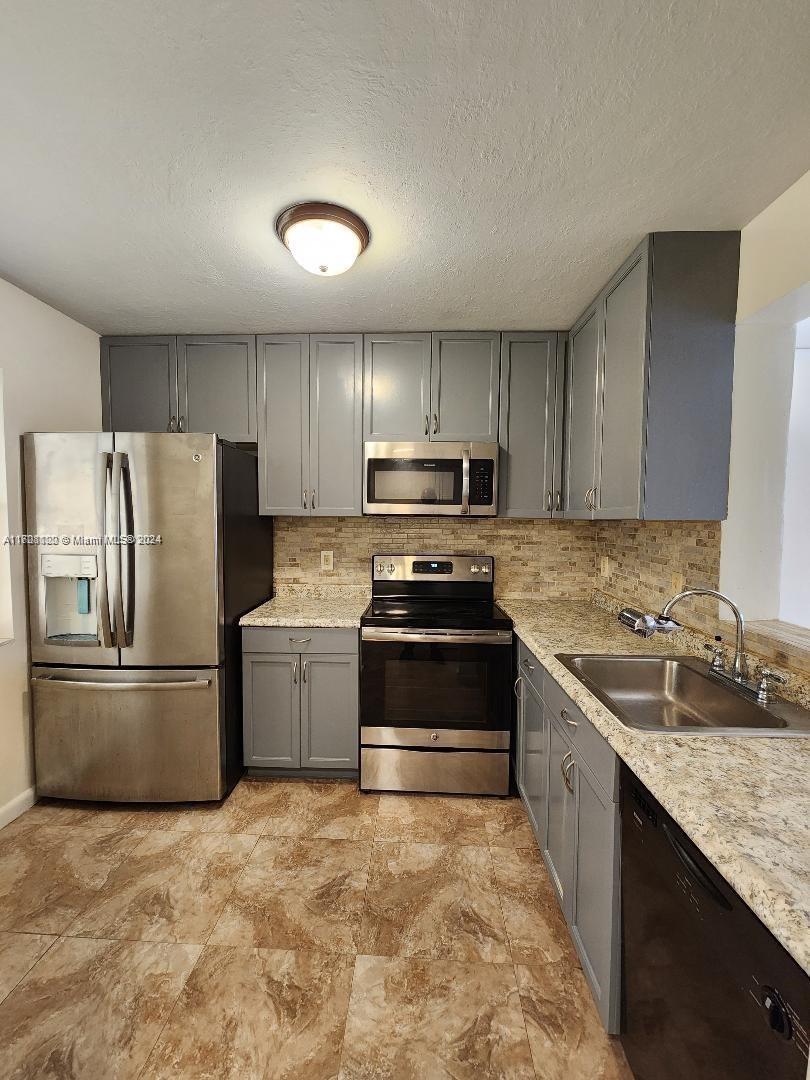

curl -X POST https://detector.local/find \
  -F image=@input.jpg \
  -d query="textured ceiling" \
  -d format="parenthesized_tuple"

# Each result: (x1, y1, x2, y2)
(1, 0, 810, 334)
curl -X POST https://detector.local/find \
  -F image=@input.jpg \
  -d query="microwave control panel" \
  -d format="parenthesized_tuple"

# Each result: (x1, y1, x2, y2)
(469, 460, 495, 505)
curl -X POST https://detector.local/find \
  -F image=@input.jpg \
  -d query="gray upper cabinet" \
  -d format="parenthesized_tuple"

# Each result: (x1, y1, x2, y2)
(258, 334, 362, 517)
(499, 332, 562, 517)
(562, 308, 600, 520)
(176, 335, 257, 443)
(562, 232, 740, 521)
(363, 333, 431, 440)
(430, 332, 500, 441)
(596, 248, 649, 518)
(258, 335, 310, 515)
(309, 335, 362, 515)
(101, 337, 178, 433)
(300, 654, 359, 769)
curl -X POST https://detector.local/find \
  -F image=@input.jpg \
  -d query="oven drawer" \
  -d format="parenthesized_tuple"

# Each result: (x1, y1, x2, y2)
(360, 747, 509, 795)
(362, 726, 509, 750)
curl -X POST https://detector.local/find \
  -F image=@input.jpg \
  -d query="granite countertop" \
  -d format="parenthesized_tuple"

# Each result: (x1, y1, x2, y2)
(240, 586, 370, 628)
(498, 597, 810, 976)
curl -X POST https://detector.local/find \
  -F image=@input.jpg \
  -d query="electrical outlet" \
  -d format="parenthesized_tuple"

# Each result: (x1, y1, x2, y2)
(320, 550, 334, 572)
(600, 556, 611, 578)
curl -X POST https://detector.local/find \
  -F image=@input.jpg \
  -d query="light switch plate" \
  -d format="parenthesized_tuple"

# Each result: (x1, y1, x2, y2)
(320, 550, 334, 572)
(600, 556, 611, 578)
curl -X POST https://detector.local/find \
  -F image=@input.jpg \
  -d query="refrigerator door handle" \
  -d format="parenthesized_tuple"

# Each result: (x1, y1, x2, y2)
(31, 675, 212, 691)
(120, 453, 135, 647)
(95, 451, 114, 648)
(110, 452, 126, 649)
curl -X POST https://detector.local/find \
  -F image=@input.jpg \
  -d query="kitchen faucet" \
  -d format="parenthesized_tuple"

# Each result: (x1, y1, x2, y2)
(623, 586, 789, 704)
(657, 587, 748, 680)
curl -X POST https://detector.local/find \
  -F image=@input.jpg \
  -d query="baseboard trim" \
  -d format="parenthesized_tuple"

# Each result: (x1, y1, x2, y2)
(0, 786, 36, 830)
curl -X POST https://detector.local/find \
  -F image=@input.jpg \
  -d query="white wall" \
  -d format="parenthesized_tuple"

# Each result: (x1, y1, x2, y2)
(720, 168, 810, 621)
(737, 169, 810, 324)
(780, 343, 810, 626)
(0, 277, 99, 826)
(720, 323, 796, 619)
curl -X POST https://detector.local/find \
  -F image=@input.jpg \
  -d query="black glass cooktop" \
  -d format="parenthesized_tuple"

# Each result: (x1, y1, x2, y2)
(361, 598, 512, 631)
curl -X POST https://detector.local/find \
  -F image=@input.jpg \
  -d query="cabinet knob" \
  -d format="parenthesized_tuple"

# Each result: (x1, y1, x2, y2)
(430, 732, 439, 742)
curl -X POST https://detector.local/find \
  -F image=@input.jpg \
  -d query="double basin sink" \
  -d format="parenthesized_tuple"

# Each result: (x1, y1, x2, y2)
(556, 655, 810, 737)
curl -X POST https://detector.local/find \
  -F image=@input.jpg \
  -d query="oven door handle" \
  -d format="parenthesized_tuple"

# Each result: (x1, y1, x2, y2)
(361, 628, 512, 645)
(460, 446, 470, 516)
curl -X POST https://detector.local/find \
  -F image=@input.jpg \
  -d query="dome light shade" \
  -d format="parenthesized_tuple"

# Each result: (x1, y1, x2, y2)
(275, 202, 370, 276)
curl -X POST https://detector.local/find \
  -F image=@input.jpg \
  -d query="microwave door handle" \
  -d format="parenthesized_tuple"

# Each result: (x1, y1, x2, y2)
(460, 447, 470, 516)
(95, 451, 113, 648)
(110, 452, 126, 649)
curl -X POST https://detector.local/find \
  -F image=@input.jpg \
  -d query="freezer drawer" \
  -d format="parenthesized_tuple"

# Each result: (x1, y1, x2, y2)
(32, 667, 224, 802)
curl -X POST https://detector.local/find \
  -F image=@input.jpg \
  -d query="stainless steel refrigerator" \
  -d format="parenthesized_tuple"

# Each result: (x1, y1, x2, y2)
(23, 432, 273, 802)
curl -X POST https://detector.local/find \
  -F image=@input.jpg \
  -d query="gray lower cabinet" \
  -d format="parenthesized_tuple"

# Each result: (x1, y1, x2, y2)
(561, 231, 739, 521)
(514, 638, 621, 1034)
(243, 653, 300, 768)
(101, 334, 258, 441)
(300, 654, 359, 768)
(520, 678, 548, 847)
(499, 332, 564, 517)
(258, 334, 362, 516)
(101, 336, 178, 433)
(243, 628, 358, 773)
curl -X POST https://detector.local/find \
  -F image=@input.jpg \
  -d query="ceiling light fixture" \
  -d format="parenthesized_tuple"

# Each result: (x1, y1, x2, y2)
(275, 201, 370, 277)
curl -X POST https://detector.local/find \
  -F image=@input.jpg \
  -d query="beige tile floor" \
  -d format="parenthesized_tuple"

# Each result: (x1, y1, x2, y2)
(0, 779, 632, 1080)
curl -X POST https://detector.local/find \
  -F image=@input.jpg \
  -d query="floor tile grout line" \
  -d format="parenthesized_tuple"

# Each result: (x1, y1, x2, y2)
(333, 954, 363, 1080)
(0, 932, 61, 1011)
(512, 959, 543, 1080)
(134, 941, 207, 1080)
(198, 831, 263, 949)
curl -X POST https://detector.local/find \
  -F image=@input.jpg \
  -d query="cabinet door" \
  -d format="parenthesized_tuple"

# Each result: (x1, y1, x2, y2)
(543, 717, 576, 920)
(257, 335, 310, 515)
(522, 680, 548, 848)
(309, 335, 362, 515)
(499, 332, 558, 516)
(177, 335, 257, 442)
(300, 654, 359, 769)
(595, 245, 649, 519)
(430, 331, 500, 441)
(243, 653, 300, 768)
(101, 336, 177, 432)
(514, 674, 526, 796)
(363, 333, 431, 440)
(570, 755, 621, 1032)
(562, 308, 600, 519)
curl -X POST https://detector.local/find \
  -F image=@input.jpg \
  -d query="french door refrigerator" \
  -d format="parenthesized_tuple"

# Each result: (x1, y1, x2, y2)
(23, 432, 273, 802)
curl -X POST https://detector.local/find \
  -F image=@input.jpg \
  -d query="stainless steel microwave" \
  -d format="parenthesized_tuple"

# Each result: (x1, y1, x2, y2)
(363, 441, 498, 516)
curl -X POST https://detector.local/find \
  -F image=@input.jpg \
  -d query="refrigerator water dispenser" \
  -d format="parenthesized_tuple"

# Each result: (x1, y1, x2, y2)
(41, 553, 100, 644)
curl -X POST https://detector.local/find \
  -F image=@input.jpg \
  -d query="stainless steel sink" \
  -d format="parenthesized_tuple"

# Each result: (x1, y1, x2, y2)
(555, 654, 810, 736)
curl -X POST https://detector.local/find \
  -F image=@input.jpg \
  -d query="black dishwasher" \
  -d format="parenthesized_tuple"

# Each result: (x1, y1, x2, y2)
(620, 764, 809, 1080)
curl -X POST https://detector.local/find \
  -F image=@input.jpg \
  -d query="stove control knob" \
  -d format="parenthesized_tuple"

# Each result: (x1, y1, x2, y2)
(387, 563, 396, 574)
(430, 732, 439, 742)
(480, 564, 490, 574)
(376, 563, 385, 574)
(470, 564, 480, 574)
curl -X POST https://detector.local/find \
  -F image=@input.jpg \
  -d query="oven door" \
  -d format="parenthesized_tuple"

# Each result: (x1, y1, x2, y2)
(360, 628, 512, 747)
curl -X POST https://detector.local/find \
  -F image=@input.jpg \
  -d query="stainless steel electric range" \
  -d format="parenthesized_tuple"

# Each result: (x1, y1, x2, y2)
(359, 554, 513, 795)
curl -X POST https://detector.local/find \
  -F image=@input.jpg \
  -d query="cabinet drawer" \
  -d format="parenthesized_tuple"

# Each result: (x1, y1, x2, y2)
(542, 674, 617, 799)
(517, 639, 544, 700)
(241, 626, 358, 654)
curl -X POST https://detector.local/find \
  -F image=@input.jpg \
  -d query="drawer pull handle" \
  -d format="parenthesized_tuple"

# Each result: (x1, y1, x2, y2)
(561, 707, 577, 728)
(563, 755, 576, 793)
(513, 674, 524, 699)
(522, 658, 535, 673)
(289, 637, 312, 644)
(560, 750, 573, 792)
